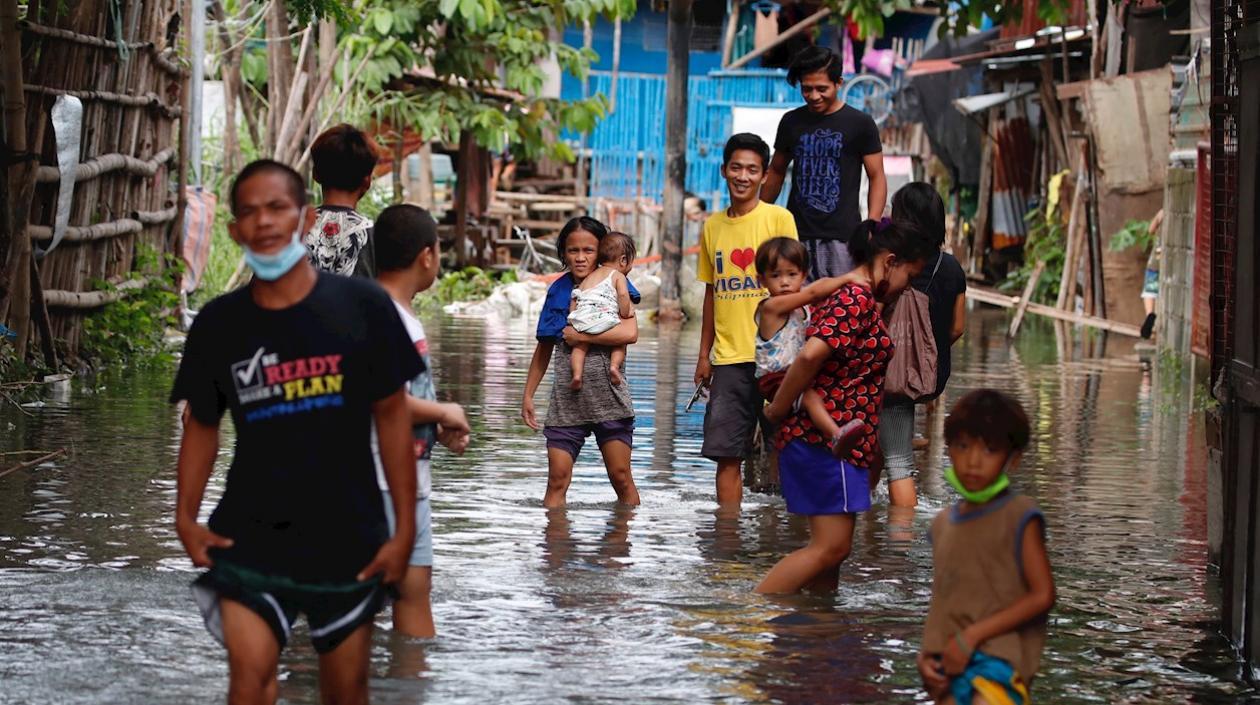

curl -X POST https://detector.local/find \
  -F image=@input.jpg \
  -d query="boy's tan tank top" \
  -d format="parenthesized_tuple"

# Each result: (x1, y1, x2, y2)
(922, 493, 1048, 681)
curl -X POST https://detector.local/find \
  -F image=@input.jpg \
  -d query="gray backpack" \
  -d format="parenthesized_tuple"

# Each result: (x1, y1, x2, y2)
(884, 253, 941, 401)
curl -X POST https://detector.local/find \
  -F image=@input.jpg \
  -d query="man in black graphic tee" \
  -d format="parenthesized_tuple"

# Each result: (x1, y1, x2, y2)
(171, 160, 422, 705)
(762, 46, 887, 279)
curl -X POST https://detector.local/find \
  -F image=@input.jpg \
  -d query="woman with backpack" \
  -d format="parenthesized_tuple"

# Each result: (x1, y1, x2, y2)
(880, 183, 968, 507)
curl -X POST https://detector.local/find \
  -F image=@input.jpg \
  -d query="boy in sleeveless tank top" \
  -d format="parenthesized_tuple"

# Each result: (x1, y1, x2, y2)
(919, 390, 1055, 704)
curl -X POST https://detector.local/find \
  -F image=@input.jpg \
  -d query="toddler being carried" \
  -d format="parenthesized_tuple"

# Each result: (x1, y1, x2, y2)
(568, 232, 637, 390)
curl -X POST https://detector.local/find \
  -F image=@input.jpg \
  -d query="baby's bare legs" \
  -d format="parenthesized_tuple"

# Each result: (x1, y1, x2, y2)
(570, 342, 590, 390)
(609, 345, 626, 385)
(801, 393, 863, 460)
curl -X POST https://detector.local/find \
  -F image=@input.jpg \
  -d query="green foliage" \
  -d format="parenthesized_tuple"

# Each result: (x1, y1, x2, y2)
(998, 203, 1065, 306)
(1108, 219, 1154, 253)
(434, 266, 518, 303)
(334, 0, 627, 164)
(818, 0, 1071, 38)
(79, 248, 182, 369)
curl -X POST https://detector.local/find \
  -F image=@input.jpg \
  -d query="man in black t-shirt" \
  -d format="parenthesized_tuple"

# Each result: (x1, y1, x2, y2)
(171, 160, 422, 704)
(762, 46, 888, 280)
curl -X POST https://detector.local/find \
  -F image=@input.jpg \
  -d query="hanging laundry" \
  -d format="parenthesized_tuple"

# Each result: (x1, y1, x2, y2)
(753, 1, 781, 51)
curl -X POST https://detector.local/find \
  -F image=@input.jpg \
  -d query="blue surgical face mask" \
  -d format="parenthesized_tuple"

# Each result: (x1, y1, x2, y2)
(243, 208, 308, 281)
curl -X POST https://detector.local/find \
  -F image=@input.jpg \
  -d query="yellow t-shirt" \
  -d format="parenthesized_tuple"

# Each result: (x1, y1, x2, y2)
(697, 202, 799, 365)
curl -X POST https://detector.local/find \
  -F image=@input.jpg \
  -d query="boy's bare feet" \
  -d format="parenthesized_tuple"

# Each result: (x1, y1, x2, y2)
(829, 419, 865, 460)
(609, 366, 624, 386)
(570, 376, 583, 391)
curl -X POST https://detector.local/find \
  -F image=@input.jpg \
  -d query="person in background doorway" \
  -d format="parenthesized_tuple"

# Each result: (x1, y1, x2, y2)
(372, 204, 472, 638)
(306, 124, 380, 278)
(1140, 209, 1165, 340)
(879, 183, 968, 507)
(762, 46, 887, 280)
(696, 133, 798, 507)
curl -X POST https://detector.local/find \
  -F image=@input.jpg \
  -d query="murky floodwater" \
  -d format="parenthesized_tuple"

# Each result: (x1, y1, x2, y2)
(0, 307, 1252, 704)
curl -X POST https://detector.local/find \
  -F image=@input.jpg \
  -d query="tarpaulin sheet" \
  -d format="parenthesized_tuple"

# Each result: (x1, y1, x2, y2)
(894, 29, 998, 188)
(182, 187, 217, 294)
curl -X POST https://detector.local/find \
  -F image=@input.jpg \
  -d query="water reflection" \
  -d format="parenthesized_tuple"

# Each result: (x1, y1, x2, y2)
(0, 308, 1249, 703)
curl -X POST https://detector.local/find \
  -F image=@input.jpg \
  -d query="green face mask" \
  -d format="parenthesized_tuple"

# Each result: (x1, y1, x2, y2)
(944, 465, 1010, 504)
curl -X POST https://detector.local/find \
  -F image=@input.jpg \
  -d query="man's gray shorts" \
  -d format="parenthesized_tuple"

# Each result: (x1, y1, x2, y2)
(702, 362, 761, 461)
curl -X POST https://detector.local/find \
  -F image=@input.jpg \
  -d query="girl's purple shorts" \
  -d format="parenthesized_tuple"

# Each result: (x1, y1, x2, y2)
(779, 440, 871, 515)
(543, 418, 635, 459)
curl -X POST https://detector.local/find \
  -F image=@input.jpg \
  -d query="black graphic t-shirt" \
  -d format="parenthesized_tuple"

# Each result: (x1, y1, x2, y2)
(774, 104, 883, 242)
(170, 273, 422, 583)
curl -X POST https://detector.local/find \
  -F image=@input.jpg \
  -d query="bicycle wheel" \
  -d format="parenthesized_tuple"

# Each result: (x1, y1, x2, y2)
(842, 74, 893, 125)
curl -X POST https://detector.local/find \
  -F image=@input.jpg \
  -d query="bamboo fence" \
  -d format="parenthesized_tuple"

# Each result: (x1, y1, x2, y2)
(3, 0, 184, 362)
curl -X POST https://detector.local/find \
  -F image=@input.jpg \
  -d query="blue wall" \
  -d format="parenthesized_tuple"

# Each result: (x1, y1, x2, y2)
(560, 1, 724, 101)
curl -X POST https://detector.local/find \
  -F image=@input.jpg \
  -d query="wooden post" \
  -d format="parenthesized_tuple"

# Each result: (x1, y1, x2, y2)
(1085, 137, 1107, 318)
(971, 107, 997, 276)
(721, 0, 741, 68)
(1038, 61, 1069, 173)
(29, 258, 57, 369)
(659, 0, 692, 320)
(454, 131, 473, 268)
(575, 19, 593, 200)
(414, 142, 434, 209)
(392, 134, 405, 204)
(1057, 142, 1089, 311)
(1008, 260, 1046, 338)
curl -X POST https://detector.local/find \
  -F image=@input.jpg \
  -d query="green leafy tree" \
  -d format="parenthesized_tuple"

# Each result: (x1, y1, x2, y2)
(286, 0, 634, 163)
(821, 0, 1073, 40)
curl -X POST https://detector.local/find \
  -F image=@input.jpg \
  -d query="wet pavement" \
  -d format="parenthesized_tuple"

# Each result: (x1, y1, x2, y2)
(0, 307, 1253, 704)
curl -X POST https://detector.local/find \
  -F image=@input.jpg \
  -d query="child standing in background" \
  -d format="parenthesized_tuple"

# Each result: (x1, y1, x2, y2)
(372, 204, 472, 638)
(696, 133, 799, 507)
(306, 124, 380, 278)
(568, 232, 637, 389)
(919, 389, 1054, 704)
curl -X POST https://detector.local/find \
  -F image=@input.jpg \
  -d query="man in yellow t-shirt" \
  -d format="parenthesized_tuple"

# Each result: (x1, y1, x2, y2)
(695, 133, 799, 506)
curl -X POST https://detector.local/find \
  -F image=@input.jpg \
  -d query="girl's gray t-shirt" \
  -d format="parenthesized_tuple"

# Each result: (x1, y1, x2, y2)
(545, 344, 634, 428)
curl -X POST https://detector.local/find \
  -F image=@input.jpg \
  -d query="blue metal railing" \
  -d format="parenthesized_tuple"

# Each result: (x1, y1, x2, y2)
(586, 69, 792, 207)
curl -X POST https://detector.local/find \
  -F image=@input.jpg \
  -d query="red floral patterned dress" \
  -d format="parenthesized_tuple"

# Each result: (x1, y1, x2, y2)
(776, 282, 894, 468)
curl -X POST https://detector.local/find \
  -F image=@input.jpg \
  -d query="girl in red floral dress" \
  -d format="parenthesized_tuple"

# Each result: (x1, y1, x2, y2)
(757, 218, 931, 593)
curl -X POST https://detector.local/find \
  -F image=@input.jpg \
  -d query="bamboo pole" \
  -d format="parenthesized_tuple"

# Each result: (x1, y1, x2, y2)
(967, 285, 1141, 337)
(35, 147, 176, 184)
(728, 8, 832, 70)
(1, 0, 33, 356)
(43, 278, 151, 308)
(1008, 260, 1045, 338)
(294, 45, 376, 171)
(265, 2, 296, 154)
(278, 41, 345, 164)
(22, 84, 181, 115)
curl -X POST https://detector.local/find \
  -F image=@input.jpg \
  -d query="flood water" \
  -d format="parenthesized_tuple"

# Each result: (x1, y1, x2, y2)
(0, 306, 1253, 704)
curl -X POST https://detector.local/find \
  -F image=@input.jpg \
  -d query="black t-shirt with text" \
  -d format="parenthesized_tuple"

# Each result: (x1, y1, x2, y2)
(913, 251, 967, 400)
(774, 104, 883, 242)
(170, 273, 423, 583)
